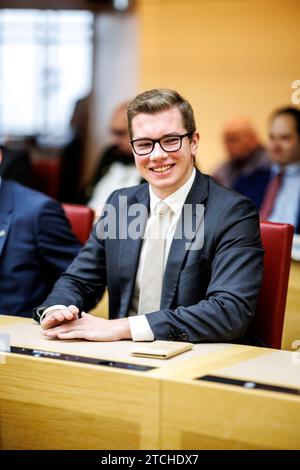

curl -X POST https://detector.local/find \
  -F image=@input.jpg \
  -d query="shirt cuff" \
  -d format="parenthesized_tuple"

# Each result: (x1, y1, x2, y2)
(128, 315, 155, 342)
(40, 305, 67, 324)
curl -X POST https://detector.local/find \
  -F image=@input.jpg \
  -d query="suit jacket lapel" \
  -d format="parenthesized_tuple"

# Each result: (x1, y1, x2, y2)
(160, 170, 208, 309)
(119, 184, 150, 316)
(0, 180, 13, 258)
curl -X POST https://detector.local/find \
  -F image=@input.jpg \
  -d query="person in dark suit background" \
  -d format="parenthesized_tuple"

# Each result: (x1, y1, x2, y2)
(35, 89, 263, 344)
(58, 94, 91, 203)
(85, 101, 141, 214)
(0, 144, 31, 186)
(0, 149, 82, 317)
(234, 107, 300, 233)
(213, 117, 269, 189)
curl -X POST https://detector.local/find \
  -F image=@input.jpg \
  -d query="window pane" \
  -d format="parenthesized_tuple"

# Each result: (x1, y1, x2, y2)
(0, 9, 93, 140)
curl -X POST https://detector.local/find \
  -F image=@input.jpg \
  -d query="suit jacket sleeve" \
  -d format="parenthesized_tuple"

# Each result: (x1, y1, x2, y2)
(32, 199, 83, 321)
(146, 197, 264, 343)
(33, 209, 107, 321)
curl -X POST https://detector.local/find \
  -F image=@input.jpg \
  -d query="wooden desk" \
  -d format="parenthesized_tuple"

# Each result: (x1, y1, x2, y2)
(161, 348, 300, 449)
(283, 261, 300, 350)
(1, 316, 299, 450)
(0, 316, 239, 450)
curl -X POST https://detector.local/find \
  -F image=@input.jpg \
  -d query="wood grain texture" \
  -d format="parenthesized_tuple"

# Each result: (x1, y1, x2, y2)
(161, 375, 300, 449)
(283, 261, 300, 350)
(0, 354, 160, 450)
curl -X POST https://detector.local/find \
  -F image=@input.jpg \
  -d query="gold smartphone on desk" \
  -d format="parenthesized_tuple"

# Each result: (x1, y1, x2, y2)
(131, 340, 193, 359)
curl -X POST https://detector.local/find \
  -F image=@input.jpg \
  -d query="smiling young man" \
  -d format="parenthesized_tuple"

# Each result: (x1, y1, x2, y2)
(35, 89, 264, 344)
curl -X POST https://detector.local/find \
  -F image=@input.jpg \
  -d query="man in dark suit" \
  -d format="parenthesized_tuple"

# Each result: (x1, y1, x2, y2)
(213, 116, 269, 189)
(234, 107, 300, 233)
(36, 89, 263, 344)
(0, 149, 82, 317)
(0, 144, 31, 186)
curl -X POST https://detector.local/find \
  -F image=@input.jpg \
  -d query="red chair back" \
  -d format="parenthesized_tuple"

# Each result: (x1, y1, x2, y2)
(31, 158, 61, 199)
(254, 221, 294, 349)
(62, 203, 94, 244)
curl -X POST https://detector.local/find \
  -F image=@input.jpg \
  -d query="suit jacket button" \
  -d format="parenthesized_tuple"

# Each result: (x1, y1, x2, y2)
(181, 333, 188, 341)
(168, 334, 174, 341)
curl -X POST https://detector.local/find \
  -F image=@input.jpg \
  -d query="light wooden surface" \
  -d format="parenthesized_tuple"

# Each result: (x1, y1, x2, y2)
(0, 316, 241, 450)
(0, 353, 160, 450)
(1, 316, 299, 449)
(283, 261, 300, 351)
(0, 316, 232, 369)
(161, 348, 300, 449)
(0, 317, 162, 450)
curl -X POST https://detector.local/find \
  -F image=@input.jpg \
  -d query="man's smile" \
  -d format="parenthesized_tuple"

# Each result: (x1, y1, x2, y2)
(149, 163, 176, 174)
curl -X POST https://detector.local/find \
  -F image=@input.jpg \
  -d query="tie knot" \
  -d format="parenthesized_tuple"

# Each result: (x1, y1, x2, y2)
(155, 201, 171, 216)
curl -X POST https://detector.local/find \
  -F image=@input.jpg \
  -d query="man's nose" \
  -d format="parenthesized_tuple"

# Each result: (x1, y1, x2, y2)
(149, 142, 168, 160)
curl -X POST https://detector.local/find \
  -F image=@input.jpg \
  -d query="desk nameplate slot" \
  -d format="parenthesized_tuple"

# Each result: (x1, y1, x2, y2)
(197, 374, 300, 396)
(9, 346, 156, 372)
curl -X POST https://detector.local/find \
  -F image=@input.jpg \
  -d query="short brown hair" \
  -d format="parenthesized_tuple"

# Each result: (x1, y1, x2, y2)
(271, 106, 300, 137)
(127, 88, 196, 139)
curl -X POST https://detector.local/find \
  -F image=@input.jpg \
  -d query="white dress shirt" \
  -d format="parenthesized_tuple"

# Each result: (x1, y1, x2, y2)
(128, 168, 196, 341)
(268, 163, 300, 227)
(43, 168, 196, 342)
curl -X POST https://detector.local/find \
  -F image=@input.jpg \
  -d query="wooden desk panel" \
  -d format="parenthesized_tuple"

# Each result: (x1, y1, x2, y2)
(0, 317, 160, 449)
(283, 261, 300, 350)
(0, 352, 161, 450)
(161, 349, 300, 449)
(2, 316, 300, 450)
(0, 316, 235, 450)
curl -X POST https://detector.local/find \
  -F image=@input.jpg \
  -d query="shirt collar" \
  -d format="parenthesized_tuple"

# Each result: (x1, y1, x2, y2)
(149, 167, 196, 215)
(271, 162, 300, 177)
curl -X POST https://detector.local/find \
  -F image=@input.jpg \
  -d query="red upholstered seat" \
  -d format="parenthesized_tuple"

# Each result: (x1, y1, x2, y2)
(62, 203, 94, 244)
(254, 221, 294, 349)
(31, 158, 61, 199)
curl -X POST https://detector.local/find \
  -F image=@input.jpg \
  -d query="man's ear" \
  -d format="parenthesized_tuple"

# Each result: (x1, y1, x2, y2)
(191, 132, 200, 159)
(0, 149, 2, 164)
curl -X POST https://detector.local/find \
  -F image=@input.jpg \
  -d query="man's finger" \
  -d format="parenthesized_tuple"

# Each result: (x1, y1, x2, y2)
(67, 305, 80, 315)
(61, 308, 75, 320)
(41, 313, 58, 328)
(42, 320, 83, 336)
(53, 311, 65, 322)
(57, 330, 85, 340)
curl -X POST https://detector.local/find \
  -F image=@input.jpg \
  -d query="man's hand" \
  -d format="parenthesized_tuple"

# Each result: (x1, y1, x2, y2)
(42, 313, 132, 342)
(41, 305, 80, 330)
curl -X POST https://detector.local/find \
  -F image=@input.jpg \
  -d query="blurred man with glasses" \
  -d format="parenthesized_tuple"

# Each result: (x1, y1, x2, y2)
(35, 89, 264, 345)
(86, 101, 141, 214)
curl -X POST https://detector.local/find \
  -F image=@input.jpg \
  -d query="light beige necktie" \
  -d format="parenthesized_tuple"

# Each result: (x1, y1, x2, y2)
(138, 201, 172, 315)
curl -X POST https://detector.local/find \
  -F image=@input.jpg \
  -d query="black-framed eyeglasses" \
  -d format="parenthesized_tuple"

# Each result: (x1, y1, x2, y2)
(130, 132, 194, 156)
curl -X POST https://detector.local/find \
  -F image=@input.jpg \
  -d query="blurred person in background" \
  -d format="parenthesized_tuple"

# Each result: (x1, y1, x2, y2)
(58, 94, 91, 203)
(86, 101, 141, 215)
(0, 149, 82, 317)
(0, 141, 31, 186)
(235, 107, 300, 233)
(213, 116, 269, 188)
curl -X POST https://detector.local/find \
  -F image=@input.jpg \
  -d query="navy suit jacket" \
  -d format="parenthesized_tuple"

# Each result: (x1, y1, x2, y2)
(0, 180, 82, 317)
(234, 167, 300, 233)
(35, 170, 264, 343)
(0, 145, 31, 186)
